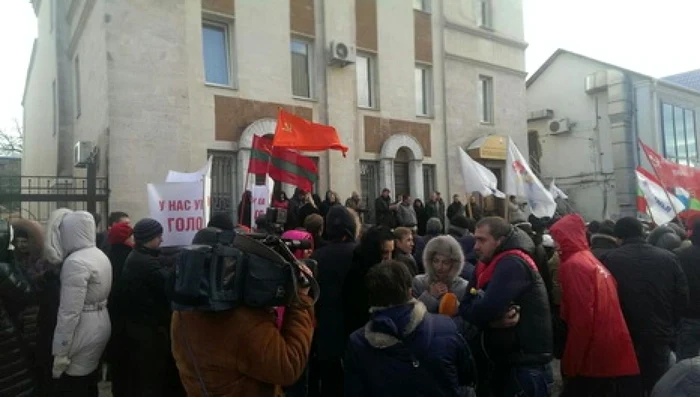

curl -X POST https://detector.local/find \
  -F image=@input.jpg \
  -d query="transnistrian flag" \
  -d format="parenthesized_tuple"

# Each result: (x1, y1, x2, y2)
(272, 109, 349, 157)
(249, 135, 318, 192)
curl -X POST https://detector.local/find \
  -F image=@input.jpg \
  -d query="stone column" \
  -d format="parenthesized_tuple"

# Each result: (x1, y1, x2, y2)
(380, 158, 394, 194)
(409, 160, 424, 201)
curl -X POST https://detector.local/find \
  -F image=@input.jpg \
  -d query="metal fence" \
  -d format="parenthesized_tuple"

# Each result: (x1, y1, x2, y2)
(0, 175, 109, 224)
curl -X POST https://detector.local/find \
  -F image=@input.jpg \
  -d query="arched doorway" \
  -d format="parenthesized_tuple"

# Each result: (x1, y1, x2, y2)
(379, 134, 425, 200)
(394, 148, 411, 199)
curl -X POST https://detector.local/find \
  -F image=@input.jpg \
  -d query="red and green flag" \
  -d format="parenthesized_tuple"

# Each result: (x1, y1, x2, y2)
(248, 135, 318, 192)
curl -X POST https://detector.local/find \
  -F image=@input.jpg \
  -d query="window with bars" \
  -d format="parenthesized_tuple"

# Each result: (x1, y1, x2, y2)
(291, 39, 313, 98)
(209, 152, 236, 220)
(661, 103, 698, 166)
(360, 160, 380, 224)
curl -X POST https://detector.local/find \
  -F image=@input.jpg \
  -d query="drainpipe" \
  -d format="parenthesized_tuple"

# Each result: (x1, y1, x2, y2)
(316, 0, 331, 189)
(438, 0, 450, 199)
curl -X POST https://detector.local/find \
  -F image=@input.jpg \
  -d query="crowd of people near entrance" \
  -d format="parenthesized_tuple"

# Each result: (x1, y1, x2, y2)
(1, 186, 700, 397)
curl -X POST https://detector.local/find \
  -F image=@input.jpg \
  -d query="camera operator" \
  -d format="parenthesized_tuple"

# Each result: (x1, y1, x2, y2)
(171, 231, 316, 397)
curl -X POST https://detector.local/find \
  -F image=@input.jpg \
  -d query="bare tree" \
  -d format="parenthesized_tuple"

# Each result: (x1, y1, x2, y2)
(0, 120, 23, 156)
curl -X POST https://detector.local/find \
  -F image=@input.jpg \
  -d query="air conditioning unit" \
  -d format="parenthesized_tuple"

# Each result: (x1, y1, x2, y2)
(548, 118, 571, 135)
(329, 41, 355, 67)
(74, 141, 94, 168)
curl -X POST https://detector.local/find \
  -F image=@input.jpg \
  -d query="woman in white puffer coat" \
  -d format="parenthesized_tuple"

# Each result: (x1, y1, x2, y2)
(46, 209, 112, 394)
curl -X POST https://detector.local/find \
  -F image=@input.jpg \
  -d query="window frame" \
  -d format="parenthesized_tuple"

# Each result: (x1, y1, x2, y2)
(477, 0, 493, 29)
(415, 64, 433, 117)
(290, 37, 315, 99)
(661, 101, 698, 166)
(479, 75, 494, 124)
(75, 56, 81, 118)
(413, 0, 431, 13)
(356, 52, 379, 109)
(52, 80, 57, 136)
(202, 19, 234, 88)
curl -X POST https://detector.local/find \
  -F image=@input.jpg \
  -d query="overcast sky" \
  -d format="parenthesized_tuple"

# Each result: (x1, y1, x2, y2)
(1, 0, 699, 134)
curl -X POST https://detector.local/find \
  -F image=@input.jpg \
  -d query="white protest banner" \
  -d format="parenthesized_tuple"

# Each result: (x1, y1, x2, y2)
(251, 184, 271, 227)
(165, 157, 212, 225)
(147, 182, 207, 247)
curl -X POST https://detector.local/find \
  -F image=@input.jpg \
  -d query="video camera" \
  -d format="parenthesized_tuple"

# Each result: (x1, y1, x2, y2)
(255, 207, 287, 236)
(172, 228, 319, 312)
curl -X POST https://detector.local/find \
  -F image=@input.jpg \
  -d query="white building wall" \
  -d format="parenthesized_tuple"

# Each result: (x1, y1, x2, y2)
(70, 0, 109, 174)
(104, 0, 193, 220)
(442, 0, 527, 200)
(22, 1, 58, 176)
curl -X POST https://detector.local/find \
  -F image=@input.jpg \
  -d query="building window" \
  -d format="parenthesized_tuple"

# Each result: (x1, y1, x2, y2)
(75, 57, 81, 118)
(477, 0, 493, 29)
(413, 0, 431, 12)
(52, 80, 57, 136)
(291, 38, 313, 98)
(479, 75, 494, 124)
(662, 103, 697, 166)
(415, 65, 432, 116)
(423, 164, 436, 202)
(356, 53, 378, 109)
(202, 21, 231, 86)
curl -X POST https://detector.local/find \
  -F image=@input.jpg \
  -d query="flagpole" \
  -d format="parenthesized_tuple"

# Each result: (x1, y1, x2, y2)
(466, 194, 474, 219)
(639, 139, 680, 223)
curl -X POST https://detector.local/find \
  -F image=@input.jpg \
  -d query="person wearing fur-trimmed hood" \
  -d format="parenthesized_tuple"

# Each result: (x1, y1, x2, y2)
(412, 235, 469, 314)
(344, 260, 475, 396)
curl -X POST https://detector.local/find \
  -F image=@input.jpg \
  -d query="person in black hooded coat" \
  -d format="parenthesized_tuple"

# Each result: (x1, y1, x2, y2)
(0, 220, 37, 397)
(311, 206, 360, 397)
(342, 225, 396, 338)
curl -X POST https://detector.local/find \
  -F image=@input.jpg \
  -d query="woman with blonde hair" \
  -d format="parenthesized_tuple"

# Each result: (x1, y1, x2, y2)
(412, 235, 469, 317)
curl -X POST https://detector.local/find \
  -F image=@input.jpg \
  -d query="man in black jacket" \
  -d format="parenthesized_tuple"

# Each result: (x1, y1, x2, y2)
(463, 217, 553, 397)
(114, 218, 182, 396)
(374, 188, 397, 228)
(676, 219, 700, 360)
(311, 206, 359, 397)
(590, 220, 618, 261)
(602, 217, 689, 394)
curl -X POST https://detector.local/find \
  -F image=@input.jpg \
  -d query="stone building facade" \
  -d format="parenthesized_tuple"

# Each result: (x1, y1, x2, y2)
(23, 0, 528, 221)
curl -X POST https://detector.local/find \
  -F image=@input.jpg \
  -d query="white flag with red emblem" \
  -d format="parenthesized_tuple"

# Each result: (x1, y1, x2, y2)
(505, 139, 557, 218)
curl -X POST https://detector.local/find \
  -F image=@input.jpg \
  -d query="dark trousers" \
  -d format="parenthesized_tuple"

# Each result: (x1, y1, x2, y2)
(125, 323, 185, 397)
(318, 358, 344, 397)
(676, 318, 700, 360)
(561, 376, 643, 397)
(485, 364, 553, 397)
(52, 370, 99, 397)
(634, 340, 671, 394)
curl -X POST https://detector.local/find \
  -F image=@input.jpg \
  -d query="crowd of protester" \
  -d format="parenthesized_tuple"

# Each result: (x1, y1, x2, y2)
(1, 186, 700, 397)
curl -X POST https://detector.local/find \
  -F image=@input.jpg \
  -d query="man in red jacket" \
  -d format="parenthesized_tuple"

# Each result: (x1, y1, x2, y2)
(550, 214, 641, 397)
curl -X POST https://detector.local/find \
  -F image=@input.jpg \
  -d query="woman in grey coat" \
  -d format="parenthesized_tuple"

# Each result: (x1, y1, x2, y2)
(412, 235, 469, 314)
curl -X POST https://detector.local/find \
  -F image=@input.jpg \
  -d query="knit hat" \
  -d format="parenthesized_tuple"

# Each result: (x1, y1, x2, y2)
(614, 217, 644, 240)
(133, 218, 163, 244)
(108, 222, 134, 246)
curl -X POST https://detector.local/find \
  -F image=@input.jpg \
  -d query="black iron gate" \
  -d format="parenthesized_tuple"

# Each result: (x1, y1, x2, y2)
(0, 175, 109, 224)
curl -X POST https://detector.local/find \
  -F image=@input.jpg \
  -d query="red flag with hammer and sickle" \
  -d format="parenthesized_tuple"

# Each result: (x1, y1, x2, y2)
(272, 109, 349, 157)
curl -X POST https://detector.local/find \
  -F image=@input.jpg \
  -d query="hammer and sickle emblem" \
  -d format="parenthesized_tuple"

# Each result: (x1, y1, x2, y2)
(282, 122, 292, 133)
